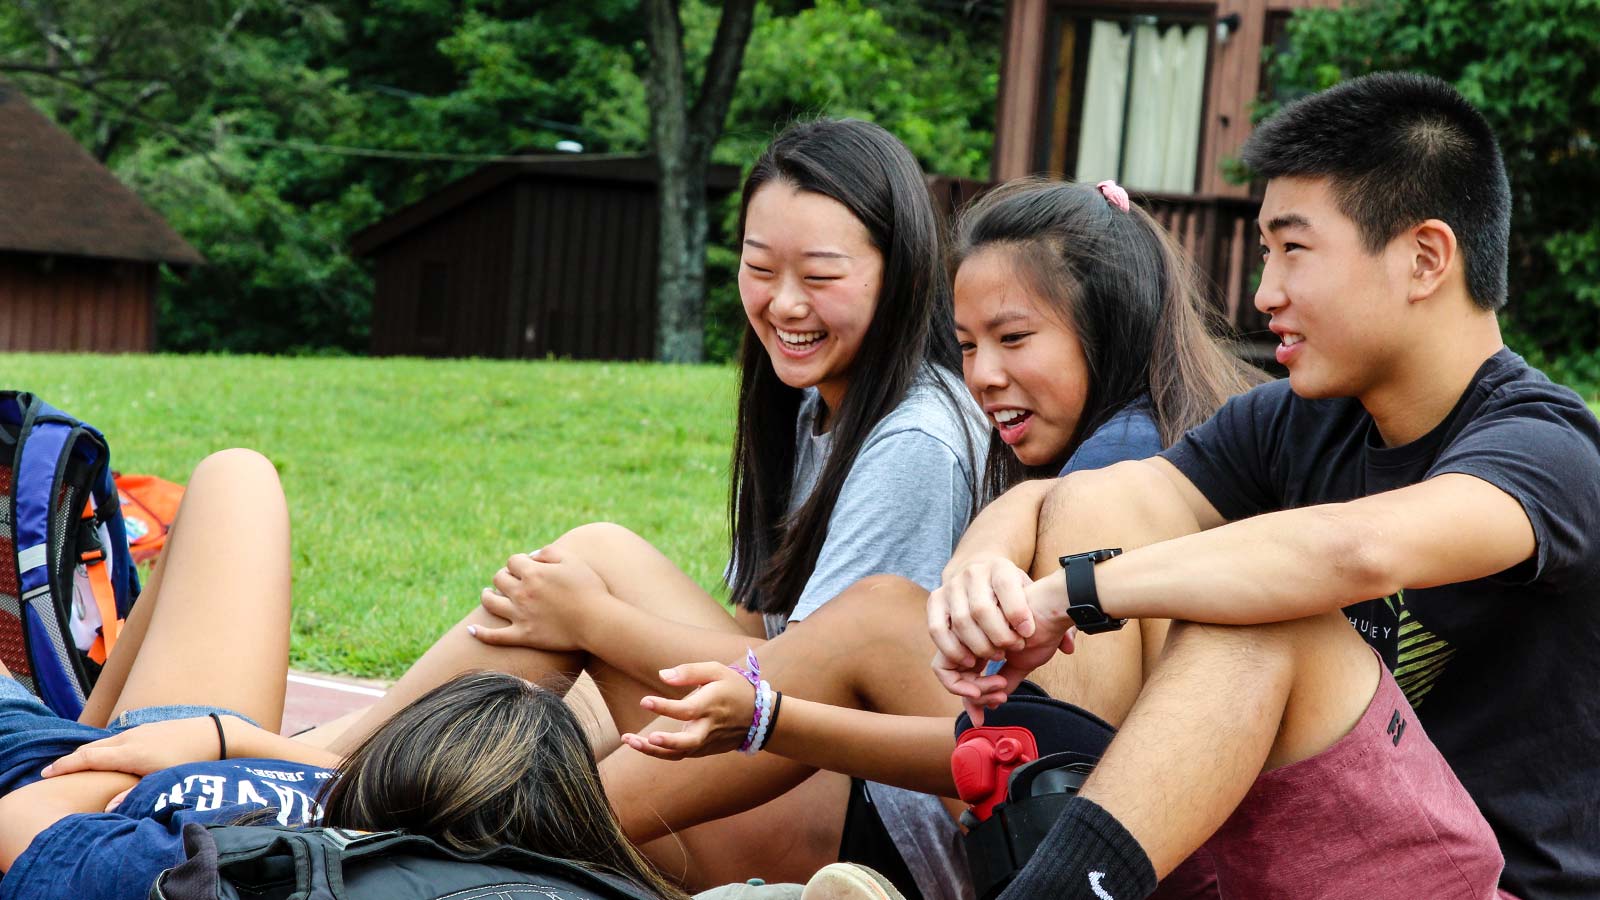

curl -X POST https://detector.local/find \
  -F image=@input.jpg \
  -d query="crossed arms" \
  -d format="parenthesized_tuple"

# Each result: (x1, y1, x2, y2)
(927, 457, 1536, 705)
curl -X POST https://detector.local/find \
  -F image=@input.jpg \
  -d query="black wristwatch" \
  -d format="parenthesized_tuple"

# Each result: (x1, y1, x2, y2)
(1059, 548, 1125, 634)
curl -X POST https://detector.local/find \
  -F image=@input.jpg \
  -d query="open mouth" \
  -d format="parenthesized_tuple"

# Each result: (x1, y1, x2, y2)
(776, 328, 827, 353)
(1275, 332, 1305, 365)
(993, 408, 1033, 444)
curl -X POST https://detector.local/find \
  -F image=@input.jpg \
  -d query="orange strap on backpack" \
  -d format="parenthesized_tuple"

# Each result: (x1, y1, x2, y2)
(80, 500, 122, 665)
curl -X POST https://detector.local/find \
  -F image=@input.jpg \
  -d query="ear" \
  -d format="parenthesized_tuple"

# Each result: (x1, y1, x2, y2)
(1406, 218, 1460, 304)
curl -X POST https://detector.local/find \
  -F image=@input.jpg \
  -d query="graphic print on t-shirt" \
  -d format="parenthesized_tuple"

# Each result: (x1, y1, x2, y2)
(1345, 589, 1456, 708)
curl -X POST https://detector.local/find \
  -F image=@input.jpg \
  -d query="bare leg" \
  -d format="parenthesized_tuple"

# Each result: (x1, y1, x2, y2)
(1018, 465, 1384, 877)
(605, 464, 1224, 888)
(325, 522, 752, 756)
(600, 576, 973, 888)
(609, 577, 959, 837)
(78, 449, 292, 730)
(1027, 464, 1206, 720)
(1077, 612, 1378, 878)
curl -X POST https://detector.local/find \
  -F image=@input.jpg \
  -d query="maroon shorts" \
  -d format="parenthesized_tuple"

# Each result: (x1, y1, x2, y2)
(1153, 651, 1512, 900)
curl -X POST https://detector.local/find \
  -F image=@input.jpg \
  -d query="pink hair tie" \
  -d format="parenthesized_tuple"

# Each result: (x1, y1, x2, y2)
(1096, 180, 1131, 213)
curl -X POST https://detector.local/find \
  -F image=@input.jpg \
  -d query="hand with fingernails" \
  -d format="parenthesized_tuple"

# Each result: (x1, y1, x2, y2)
(470, 546, 612, 652)
(621, 662, 758, 760)
(926, 554, 1078, 725)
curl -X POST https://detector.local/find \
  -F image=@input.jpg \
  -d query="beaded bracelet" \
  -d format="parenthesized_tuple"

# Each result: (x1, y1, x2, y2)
(744, 680, 776, 755)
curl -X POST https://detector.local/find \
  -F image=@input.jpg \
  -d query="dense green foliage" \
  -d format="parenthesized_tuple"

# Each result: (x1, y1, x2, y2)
(1, 0, 1000, 359)
(1267, 0, 1600, 393)
(15, 354, 735, 677)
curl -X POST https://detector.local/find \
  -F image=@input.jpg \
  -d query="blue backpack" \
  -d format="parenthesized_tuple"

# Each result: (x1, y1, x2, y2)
(0, 391, 140, 718)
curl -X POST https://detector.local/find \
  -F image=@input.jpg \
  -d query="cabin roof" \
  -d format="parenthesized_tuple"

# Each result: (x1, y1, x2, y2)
(0, 81, 203, 266)
(351, 154, 741, 257)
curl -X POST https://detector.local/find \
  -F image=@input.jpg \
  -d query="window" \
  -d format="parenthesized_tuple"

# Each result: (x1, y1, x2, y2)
(1040, 9, 1211, 194)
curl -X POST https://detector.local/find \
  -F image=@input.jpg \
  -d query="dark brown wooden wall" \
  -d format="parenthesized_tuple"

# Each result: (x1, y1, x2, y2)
(510, 179, 657, 361)
(369, 189, 518, 358)
(369, 176, 660, 361)
(0, 252, 156, 352)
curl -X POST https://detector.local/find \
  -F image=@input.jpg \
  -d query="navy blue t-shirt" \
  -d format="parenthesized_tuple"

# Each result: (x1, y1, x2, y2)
(1161, 348, 1600, 899)
(1059, 399, 1162, 476)
(3, 757, 332, 900)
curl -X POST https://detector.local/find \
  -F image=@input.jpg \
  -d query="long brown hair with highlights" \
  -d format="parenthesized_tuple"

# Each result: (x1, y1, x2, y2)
(319, 671, 689, 900)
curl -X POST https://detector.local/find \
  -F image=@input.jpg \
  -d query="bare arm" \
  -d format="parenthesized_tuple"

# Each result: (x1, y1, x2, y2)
(1031, 471, 1535, 625)
(929, 460, 1216, 696)
(623, 663, 957, 796)
(763, 700, 956, 795)
(0, 771, 138, 872)
(574, 600, 766, 684)
(43, 716, 341, 783)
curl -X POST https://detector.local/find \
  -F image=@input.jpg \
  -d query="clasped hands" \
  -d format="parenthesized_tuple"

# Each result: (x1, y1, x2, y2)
(926, 555, 1078, 724)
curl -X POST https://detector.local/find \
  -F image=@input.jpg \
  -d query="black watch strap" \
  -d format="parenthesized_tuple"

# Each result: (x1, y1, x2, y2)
(1059, 548, 1125, 634)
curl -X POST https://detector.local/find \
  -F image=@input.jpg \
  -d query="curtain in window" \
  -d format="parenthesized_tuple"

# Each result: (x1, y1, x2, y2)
(1074, 20, 1129, 186)
(1075, 20, 1208, 194)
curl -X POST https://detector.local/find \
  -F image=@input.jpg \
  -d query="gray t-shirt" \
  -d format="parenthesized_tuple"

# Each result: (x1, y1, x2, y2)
(752, 367, 983, 900)
(762, 367, 986, 636)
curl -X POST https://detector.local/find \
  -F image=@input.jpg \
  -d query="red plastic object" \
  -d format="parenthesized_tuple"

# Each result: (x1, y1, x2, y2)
(951, 726, 1039, 821)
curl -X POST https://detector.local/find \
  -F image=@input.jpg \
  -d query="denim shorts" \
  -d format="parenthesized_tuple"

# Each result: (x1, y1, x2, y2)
(0, 676, 257, 797)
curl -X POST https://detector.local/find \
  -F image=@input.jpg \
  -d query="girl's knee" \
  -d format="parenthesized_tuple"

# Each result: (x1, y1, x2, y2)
(186, 449, 282, 502)
(192, 447, 278, 483)
(820, 574, 927, 618)
(551, 521, 643, 557)
(801, 574, 929, 641)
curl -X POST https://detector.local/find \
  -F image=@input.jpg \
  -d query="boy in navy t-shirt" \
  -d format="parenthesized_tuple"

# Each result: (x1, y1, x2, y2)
(929, 73, 1600, 899)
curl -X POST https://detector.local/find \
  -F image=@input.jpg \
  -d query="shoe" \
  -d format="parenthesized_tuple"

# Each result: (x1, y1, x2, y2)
(801, 863, 907, 900)
(695, 879, 804, 899)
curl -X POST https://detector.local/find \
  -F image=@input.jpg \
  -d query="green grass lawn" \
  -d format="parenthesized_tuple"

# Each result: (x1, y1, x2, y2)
(10, 355, 735, 678)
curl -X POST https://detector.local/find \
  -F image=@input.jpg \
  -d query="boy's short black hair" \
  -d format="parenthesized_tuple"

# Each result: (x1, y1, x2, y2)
(1242, 71, 1511, 311)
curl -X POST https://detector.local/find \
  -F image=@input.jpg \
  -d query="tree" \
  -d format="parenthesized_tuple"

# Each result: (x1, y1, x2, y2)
(643, 0, 756, 363)
(1, 0, 1000, 359)
(1267, 0, 1600, 378)
(591, 0, 1002, 361)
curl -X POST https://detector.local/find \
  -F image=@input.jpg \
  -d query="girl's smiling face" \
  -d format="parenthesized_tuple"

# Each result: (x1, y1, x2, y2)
(954, 246, 1091, 468)
(738, 182, 883, 413)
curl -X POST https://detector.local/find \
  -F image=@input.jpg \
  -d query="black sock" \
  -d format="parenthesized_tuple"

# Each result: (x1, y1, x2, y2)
(996, 796, 1157, 900)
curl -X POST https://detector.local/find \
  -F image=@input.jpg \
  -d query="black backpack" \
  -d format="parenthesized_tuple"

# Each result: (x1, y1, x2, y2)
(150, 824, 666, 900)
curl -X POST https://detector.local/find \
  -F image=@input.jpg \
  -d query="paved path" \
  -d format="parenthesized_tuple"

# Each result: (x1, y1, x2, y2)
(281, 670, 389, 736)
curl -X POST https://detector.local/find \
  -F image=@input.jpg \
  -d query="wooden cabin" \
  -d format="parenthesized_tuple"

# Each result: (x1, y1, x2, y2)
(992, 0, 1338, 353)
(0, 82, 202, 353)
(352, 155, 740, 361)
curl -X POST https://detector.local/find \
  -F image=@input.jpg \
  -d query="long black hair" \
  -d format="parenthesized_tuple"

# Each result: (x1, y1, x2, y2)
(953, 179, 1265, 501)
(728, 118, 968, 616)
